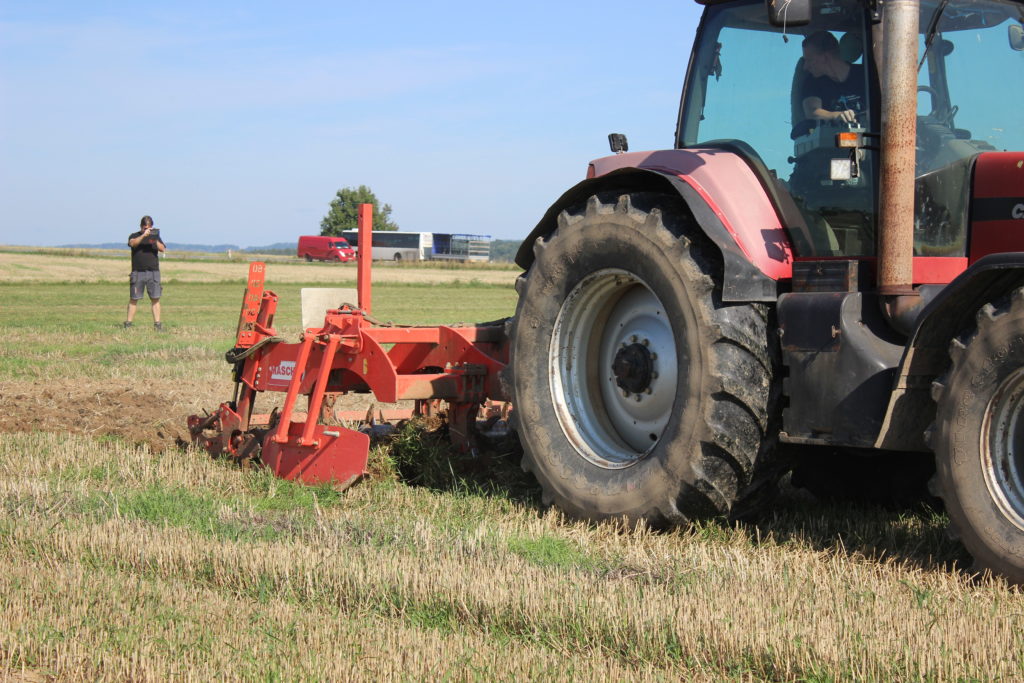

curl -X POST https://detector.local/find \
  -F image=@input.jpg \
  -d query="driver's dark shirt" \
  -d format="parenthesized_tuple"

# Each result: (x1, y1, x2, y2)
(801, 63, 867, 118)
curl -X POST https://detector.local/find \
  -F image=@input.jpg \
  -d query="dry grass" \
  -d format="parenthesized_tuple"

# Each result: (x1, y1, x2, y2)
(2, 433, 1023, 681)
(0, 249, 518, 286)
(1, 252, 1023, 681)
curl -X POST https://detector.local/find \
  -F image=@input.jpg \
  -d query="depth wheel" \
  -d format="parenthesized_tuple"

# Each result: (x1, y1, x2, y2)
(509, 192, 777, 524)
(931, 290, 1024, 583)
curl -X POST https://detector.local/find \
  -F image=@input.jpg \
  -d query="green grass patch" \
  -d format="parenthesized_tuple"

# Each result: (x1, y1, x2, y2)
(95, 478, 347, 543)
(242, 468, 344, 511)
(507, 535, 599, 571)
(116, 485, 220, 530)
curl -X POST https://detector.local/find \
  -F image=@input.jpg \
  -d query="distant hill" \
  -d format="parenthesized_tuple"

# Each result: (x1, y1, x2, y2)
(245, 242, 292, 251)
(62, 242, 241, 253)
(242, 242, 294, 254)
(60, 242, 295, 253)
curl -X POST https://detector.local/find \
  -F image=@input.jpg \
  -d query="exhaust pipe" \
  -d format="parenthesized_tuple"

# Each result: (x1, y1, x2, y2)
(877, 0, 921, 334)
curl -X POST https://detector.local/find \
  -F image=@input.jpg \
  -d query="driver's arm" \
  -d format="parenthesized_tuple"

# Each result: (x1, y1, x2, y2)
(803, 96, 856, 123)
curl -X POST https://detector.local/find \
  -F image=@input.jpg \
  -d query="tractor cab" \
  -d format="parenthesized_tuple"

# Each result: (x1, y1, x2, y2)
(678, 0, 1024, 260)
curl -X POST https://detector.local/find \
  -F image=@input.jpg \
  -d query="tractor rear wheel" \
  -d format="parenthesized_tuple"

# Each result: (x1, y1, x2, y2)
(509, 192, 777, 524)
(931, 290, 1024, 583)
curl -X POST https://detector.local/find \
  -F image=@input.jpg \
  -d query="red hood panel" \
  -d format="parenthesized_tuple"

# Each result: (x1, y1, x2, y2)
(969, 152, 1024, 264)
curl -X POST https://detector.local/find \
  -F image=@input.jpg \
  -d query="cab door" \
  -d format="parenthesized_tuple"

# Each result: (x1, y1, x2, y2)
(677, 0, 878, 258)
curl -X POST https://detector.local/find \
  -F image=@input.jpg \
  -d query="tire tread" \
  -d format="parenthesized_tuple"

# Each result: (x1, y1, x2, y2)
(511, 191, 780, 524)
(928, 287, 1024, 583)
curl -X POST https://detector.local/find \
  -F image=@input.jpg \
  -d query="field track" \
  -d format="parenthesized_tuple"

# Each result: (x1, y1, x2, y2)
(0, 249, 518, 286)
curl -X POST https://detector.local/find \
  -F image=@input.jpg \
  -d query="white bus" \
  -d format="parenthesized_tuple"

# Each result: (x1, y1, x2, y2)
(341, 231, 433, 262)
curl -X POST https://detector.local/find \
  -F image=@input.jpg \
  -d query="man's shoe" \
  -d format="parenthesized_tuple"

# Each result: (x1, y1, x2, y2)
(123, 321, 133, 329)
(154, 322, 164, 331)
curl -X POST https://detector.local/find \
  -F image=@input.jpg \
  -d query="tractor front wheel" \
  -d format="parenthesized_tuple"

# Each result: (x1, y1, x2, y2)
(509, 192, 776, 524)
(931, 290, 1024, 583)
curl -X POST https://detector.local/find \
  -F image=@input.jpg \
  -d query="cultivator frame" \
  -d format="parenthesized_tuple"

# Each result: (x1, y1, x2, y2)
(188, 205, 509, 487)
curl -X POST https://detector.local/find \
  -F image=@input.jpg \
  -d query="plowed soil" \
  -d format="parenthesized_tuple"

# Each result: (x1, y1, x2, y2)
(0, 380, 395, 453)
(0, 381, 195, 452)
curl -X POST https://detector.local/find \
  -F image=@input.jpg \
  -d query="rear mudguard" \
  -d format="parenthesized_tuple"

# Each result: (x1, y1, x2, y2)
(876, 253, 1024, 451)
(515, 148, 796, 302)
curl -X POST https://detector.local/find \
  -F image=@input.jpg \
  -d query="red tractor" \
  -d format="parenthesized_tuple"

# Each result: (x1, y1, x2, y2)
(506, 0, 1024, 581)
(192, 0, 1024, 582)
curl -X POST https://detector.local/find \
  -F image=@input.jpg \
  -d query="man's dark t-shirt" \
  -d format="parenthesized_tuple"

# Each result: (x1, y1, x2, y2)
(801, 63, 867, 119)
(128, 231, 164, 272)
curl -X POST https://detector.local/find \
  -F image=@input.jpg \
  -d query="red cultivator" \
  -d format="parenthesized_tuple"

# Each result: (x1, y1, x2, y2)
(188, 206, 509, 487)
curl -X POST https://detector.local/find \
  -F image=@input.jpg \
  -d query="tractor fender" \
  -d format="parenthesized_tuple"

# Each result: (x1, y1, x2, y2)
(876, 252, 1024, 451)
(514, 148, 795, 302)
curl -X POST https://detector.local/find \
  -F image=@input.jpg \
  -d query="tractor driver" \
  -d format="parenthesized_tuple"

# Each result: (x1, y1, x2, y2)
(799, 31, 866, 125)
(786, 30, 876, 256)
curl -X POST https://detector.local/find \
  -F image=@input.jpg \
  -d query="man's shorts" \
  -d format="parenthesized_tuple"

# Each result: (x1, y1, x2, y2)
(130, 270, 162, 300)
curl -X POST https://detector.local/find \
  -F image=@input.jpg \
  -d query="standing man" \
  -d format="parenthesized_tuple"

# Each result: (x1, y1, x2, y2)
(125, 215, 166, 330)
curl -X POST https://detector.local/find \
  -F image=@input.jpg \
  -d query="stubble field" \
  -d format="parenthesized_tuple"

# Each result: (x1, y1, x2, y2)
(0, 248, 1022, 681)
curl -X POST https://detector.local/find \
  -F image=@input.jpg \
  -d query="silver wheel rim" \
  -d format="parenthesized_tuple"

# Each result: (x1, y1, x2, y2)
(982, 368, 1024, 531)
(549, 269, 679, 468)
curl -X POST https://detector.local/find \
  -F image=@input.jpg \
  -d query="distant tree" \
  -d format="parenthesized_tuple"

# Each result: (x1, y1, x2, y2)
(320, 185, 399, 235)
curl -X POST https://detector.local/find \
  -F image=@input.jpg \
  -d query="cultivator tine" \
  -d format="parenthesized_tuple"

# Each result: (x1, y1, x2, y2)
(190, 410, 220, 434)
(187, 403, 244, 458)
(232, 432, 263, 469)
(447, 402, 480, 455)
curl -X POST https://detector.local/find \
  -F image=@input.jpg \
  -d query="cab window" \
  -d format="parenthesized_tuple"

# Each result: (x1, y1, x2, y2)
(914, 0, 1024, 256)
(679, 0, 876, 257)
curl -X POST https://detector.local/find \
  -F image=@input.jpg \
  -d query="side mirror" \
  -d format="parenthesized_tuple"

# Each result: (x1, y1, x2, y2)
(608, 133, 629, 154)
(767, 0, 811, 27)
(1009, 24, 1024, 51)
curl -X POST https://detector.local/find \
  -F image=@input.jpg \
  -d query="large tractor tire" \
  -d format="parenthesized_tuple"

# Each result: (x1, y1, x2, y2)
(930, 290, 1024, 583)
(508, 192, 778, 525)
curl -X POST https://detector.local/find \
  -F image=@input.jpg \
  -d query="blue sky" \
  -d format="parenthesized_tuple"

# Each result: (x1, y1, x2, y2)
(0, 1, 701, 248)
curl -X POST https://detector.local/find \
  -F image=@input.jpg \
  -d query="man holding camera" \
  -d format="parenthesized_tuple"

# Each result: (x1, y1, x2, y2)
(125, 215, 166, 330)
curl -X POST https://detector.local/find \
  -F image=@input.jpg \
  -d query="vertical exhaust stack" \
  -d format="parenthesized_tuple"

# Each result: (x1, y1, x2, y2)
(878, 0, 921, 333)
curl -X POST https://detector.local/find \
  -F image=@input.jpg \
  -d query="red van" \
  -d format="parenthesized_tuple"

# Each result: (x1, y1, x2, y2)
(297, 235, 356, 262)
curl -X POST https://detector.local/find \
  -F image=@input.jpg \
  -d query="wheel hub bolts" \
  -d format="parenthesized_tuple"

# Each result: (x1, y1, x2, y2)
(612, 343, 655, 394)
